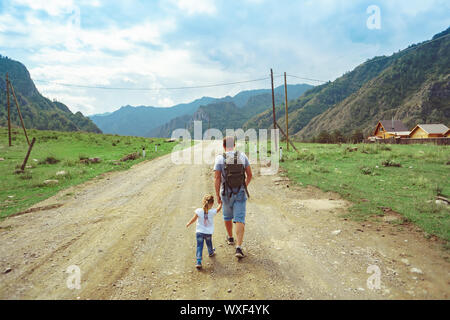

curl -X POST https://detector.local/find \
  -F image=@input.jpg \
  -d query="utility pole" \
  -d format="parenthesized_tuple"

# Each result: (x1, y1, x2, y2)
(284, 72, 289, 151)
(6, 73, 11, 146)
(9, 81, 30, 146)
(270, 69, 277, 130)
(270, 69, 278, 153)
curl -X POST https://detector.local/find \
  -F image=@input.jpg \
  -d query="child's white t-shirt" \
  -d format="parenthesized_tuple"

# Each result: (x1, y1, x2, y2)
(195, 208, 218, 234)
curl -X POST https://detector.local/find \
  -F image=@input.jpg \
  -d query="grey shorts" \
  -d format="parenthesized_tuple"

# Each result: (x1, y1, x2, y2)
(221, 189, 247, 224)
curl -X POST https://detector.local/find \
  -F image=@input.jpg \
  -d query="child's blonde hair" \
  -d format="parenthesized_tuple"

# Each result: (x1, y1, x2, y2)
(202, 194, 214, 214)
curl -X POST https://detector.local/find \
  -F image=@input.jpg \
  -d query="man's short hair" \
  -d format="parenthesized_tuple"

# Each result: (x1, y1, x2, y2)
(223, 136, 235, 149)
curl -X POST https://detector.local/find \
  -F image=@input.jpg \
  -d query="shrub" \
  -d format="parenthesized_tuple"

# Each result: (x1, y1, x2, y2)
(296, 153, 316, 162)
(19, 172, 32, 180)
(360, 167, 373, 175)
(412, 176, 430, 188)
(382, 159, 401, 167)
(313, 165, 330, 173)
(39, 156, 60, 165)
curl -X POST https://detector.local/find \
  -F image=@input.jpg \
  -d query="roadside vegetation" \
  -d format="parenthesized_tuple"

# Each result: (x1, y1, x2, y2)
(0, 127, 178, 218)
(278, 142, 450, 242)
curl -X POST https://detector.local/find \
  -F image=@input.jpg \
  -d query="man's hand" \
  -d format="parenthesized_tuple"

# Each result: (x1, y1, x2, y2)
(214, 170, 222, 204)
(245, 165, 253, 187)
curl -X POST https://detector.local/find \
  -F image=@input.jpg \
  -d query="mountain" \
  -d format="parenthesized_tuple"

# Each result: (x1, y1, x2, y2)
(89, 96, 219, 137)
(148, 84, 313, 137)
(0, 55, 101, 133)
(244, 28, 450, 140)
(297, 29, 450, 139)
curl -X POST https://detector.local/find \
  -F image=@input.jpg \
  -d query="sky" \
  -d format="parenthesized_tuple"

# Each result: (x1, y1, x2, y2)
(0, 0, 449, 115)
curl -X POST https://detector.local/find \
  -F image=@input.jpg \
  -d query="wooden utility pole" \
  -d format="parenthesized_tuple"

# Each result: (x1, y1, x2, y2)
(20, 137, 36, 171)
(9, 81, 30, 146)
(270, 69, 278, 153)
(6, 73, 11, 146)
(284, 72, 289, 151)
(276, 122, 299, 153)
(270, 69, 277, 130)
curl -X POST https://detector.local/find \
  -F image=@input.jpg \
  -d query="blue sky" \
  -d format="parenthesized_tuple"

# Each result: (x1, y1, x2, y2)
(0, 0, 449, 115)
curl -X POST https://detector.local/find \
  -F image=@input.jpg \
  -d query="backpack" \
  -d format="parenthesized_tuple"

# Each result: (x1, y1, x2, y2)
(222, 151, 250, 198)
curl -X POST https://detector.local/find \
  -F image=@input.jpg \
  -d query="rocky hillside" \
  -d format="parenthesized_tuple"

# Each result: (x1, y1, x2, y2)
(0, 55, 101, 133)
(149, 84, 313, 137)
(243, 28, 450, 140)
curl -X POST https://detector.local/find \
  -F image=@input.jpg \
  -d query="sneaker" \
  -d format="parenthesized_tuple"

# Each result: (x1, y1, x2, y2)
(195, 260, 202, 269)
(226, 236, 235, 245)
(209, 248, 216, 257)
(235, 247, 245, 259)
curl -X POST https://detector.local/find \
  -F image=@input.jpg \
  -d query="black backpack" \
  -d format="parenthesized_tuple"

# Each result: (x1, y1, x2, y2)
(222, 151, 250, 198)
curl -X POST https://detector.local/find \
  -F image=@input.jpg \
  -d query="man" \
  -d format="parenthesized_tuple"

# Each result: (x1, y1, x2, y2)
(214, 136, 252, 258)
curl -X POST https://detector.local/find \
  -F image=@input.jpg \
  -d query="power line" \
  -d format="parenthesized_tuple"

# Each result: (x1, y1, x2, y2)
(31, 32, 449, 92)
(358, 32, 450, 67)
(286, 74, 328, 83)
(33, 75, 282, 91)
(287, 32, 450, 85)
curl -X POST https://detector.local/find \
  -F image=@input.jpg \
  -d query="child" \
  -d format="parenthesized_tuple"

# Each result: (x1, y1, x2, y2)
(186, 194, 222, 269)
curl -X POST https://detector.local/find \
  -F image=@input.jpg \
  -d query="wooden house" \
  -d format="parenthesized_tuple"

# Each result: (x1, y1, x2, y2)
(373, 120, 410, 139)
(409, 124, 449, 139)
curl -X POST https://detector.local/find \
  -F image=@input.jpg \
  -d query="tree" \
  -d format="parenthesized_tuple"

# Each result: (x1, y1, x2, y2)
(332, 129, 345, 143)
(351, 129, 364, 143)
(317, 130, 332, 144)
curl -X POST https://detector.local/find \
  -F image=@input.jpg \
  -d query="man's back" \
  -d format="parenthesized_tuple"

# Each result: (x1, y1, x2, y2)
(214, 151, 250, 194)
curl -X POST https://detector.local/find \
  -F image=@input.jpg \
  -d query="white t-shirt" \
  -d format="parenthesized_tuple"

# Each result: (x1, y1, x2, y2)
(214, 151, 250, 193)
(195, 208, 218, 234)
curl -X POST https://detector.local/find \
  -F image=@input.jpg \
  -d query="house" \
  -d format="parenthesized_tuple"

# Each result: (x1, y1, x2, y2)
(373, 120, 410, 139)
(409, 124, 450, 139)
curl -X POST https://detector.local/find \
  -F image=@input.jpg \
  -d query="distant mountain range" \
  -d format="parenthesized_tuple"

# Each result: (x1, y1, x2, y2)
(90, 84, 313, 137)
(244, 27, 450, 139)
(0, 55, 101, 133)
(3, 27, 447, 140)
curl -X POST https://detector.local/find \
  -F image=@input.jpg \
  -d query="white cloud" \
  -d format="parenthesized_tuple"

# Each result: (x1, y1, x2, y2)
(1, 0, 448, 116)
(12, 0, 75, 16)
(171, 0, 217, 15)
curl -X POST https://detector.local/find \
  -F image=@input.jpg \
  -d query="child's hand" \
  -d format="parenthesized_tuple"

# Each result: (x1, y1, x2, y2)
(217, 203, 222, 212)
(186, 214, 198, 228)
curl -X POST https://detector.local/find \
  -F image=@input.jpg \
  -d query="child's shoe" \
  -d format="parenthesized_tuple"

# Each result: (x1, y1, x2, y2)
(195, 260, 202, 269)
(209, 248, 216, 257)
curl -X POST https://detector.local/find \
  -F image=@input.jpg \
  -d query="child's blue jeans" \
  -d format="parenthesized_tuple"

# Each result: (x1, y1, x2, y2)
(196, 232, 214, 261)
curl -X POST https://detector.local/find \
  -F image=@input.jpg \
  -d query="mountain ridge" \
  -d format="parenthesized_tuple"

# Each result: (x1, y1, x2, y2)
(243, 28, 450, 140)
(0, 55, 101, 134)
(91, 84, 313, 137)
(148, 84, 313, 137)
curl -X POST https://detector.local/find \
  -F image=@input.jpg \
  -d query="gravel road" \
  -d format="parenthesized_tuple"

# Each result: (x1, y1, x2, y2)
(0, 141, 448, 299)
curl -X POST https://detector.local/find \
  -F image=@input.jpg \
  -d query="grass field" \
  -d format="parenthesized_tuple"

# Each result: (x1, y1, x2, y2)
(0, 127, 179, 218)
(279, 142, 450, 243)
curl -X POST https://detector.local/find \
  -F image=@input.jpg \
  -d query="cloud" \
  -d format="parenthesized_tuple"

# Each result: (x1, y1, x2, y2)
(171, 0, 216, 15)
(11, 0, 75, 16)
(1, 0, 449, 116)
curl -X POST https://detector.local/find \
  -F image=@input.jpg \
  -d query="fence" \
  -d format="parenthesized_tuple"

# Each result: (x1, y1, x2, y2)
(365, 137, 450, 145)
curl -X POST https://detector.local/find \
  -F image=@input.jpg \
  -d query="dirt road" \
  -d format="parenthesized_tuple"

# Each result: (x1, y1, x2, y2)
(0, 141, 449, 299)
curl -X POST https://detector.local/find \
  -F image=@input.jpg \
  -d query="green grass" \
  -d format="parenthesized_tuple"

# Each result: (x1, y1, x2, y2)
(0, 127, 179, 218)
(278, 142, 450, 242)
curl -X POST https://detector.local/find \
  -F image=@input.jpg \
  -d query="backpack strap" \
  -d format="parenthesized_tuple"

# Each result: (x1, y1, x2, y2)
(222, 152, 229, 197)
